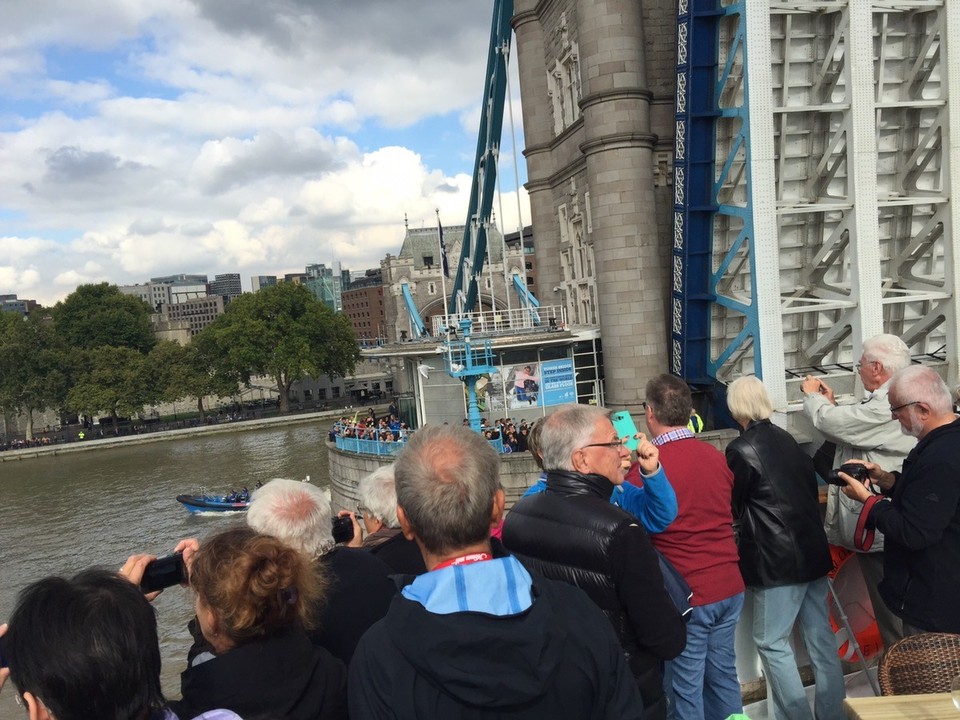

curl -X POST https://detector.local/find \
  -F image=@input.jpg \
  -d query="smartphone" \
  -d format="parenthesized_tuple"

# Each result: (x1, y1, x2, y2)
(332, 516, 354, 544)
(0, 633, 7, 669)
(139, 553, 186, 594)
(611, 411, 640, 452)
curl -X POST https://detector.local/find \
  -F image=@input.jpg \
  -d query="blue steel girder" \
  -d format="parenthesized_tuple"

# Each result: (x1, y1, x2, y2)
(672, 0, 761, 384)
(451, 0, 514, 314)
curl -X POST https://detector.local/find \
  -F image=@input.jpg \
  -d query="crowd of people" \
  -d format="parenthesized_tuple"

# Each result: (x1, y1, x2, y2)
(2, 332, 959, 720)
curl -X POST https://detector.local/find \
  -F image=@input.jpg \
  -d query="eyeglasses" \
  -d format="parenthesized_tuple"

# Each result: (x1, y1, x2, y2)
(641, 401, 649, 410)
(890, 401, 921, 415)
(581, 440, 626, 450)
(356, 506, 367, 520)
(855, 360, 877, 371)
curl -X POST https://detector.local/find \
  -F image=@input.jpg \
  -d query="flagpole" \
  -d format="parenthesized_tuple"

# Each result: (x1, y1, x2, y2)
(435, 209, 450, 327)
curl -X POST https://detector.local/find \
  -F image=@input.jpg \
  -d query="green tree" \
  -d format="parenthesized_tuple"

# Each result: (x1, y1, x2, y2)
(146, 337, 239, 418)
(54, 282, 156, 353)
(66, 346, 156, 423)
(207, 283, 359, 413)
(0, 310, 69, 439)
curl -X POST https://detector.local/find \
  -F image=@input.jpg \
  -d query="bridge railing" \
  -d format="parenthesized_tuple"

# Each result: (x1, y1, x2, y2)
(334, 434, 509, 457)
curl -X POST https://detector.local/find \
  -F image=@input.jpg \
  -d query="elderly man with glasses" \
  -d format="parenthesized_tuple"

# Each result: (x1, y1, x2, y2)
(799, 333, 916, 650)
(503, 403, 686, 720)
(838, 364, 960, 635)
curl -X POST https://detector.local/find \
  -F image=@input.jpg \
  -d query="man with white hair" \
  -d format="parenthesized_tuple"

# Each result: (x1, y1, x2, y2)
(800, 333, 915, 648)
(246, 478, 396, 663)
(840, 365, 960, 634)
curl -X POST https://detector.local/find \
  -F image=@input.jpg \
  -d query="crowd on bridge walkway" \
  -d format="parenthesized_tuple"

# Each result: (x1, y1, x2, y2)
(2, 333, 960, 720)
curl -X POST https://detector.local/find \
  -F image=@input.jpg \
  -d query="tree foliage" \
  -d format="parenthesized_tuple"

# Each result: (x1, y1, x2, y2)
(147, 336, 239, 417)
(66, 345, 157, 420)
(206, 283, 360, 413)
(0, 311, 69, 439)
(54, 283, 156, 353)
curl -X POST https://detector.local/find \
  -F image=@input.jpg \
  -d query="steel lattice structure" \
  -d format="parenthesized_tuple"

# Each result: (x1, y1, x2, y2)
(673, 0, 960, 409)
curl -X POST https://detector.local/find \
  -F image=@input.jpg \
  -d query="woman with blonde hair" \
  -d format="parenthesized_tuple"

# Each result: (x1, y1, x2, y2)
(170, 526, 347, 720)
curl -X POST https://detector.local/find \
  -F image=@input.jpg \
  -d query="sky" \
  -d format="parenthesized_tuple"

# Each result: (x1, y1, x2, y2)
(0, 0, 530, 307)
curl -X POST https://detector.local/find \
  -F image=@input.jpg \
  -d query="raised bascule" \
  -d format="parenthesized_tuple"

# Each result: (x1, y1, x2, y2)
(672, 0, 960, 416)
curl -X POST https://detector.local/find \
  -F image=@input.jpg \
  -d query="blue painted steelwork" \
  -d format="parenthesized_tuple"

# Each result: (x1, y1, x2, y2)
(450, 0, 514, 314)
(399, 282, 427, 338)
(444, 318, 498, 431)
(511, 273, 541, 325)
(672, 0, 760, 382)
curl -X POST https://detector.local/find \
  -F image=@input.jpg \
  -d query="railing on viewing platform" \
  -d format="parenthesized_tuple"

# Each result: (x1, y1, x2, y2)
(429, 305, 567, 338)
(334, 434, 508, 456)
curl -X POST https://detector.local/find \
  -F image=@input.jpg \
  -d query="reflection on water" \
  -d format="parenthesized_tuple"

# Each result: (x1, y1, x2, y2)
(0, 423, 330, 715)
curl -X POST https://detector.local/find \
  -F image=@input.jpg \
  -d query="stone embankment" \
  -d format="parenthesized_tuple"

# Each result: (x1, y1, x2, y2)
(0, 407, 377, 463)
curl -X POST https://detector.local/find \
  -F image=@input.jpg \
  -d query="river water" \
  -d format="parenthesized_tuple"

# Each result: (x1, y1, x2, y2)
(0, 423, 330, 716)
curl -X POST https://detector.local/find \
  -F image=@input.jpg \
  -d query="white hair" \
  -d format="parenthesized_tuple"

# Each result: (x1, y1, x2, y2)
(246, 479, 334, 558)
(862, 334, 911, 375)
(358, 465, 399, 528)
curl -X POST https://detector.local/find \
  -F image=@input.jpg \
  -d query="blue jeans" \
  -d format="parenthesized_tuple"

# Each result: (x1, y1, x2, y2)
(668, 592, 744, 720)
(752, 577, 845, 720)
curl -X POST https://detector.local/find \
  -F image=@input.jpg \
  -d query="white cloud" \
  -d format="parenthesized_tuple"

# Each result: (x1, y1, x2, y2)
(0, 0, 529, 308)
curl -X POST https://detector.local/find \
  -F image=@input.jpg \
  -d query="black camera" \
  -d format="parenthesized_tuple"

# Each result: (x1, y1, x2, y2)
(332, 515, 355, 544)
(139, 553, 187, 594)
(826, 462, 869, 487)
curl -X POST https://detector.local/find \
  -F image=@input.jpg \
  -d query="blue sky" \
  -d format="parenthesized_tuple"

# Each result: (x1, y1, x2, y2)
(0, 0, 528, 306)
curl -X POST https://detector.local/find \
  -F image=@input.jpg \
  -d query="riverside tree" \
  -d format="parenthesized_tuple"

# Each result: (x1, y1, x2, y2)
(147, 336, 240, 419)
(0, 310, 69, 439)
(53, 282, 156, 353)
(205, 282, 360, 413)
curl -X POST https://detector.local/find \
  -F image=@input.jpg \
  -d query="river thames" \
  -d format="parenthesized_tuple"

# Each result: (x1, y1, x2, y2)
(0, 423, 330, 716)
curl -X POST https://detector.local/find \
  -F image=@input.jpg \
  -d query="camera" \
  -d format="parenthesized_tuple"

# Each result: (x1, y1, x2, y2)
(332, 515, 355, 544)
(825, 462, 869, 487)
(139, 553, 186, 594)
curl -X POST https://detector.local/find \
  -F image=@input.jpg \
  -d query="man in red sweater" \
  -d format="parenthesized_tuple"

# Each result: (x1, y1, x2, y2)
(642, 374, 745, 720)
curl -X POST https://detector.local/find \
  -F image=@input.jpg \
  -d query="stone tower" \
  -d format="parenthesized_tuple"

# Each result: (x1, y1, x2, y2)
(512, 0, 678, 410)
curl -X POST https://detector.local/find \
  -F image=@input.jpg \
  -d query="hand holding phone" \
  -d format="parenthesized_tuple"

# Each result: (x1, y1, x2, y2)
(611, 411, 640, 452)
(139, 553, 186, 594)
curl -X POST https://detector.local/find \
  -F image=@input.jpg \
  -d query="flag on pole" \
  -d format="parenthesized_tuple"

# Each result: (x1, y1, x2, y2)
(438, 218, 450, 278)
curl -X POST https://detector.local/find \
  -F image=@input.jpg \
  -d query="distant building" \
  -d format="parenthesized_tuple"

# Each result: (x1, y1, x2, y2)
(0, 294, 39, 316)
(209, 273, 242, 302)
(304, 263, 350, 312)
(283, 272, 307, 284)
(150, 274, 209, 304)
(251, 275, 277, 292)
(154, 295, 225, 338)
(118, 282, 173, 311)
(504, 225, 537, 298)
(342, 269, 385, 346)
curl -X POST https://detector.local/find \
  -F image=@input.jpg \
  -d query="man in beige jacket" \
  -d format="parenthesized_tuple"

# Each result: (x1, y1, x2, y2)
(800, 334, 916, 650)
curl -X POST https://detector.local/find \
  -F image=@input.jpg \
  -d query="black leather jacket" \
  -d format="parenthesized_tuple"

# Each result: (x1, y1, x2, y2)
(503, 470, 686, 718)
(725, 419, 832, 587)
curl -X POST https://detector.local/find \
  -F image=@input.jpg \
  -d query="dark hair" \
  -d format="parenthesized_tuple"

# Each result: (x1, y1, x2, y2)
(190, 526, 322, 647)
(645, 373, 693, 427)
(6, 569, 165, 720)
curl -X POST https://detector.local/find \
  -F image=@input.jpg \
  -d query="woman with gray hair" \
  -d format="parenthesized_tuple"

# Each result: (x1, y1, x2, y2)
(343, 465, 427, 575)
(725, 376, 845, 719)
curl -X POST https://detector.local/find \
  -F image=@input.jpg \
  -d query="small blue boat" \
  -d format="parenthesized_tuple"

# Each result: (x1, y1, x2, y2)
(176, 493, 249, 513)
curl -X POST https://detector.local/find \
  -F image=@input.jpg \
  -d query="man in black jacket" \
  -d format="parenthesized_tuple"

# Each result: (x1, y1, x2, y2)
(839, 365, 960, 634)
(349, 424, 645, 720)
(502, 404, 686, 720)
(725, 376, 844, 719)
